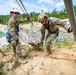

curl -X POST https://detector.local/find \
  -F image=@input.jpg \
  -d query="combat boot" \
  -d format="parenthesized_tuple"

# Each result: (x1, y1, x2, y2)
(16, 49, 22, 58)
(46, 45, 52, 56)
(13, 57, 21, 68)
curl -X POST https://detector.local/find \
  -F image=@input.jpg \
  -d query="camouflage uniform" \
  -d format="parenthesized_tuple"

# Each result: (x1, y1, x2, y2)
(41, 17, 72, 54)
(7, 16, 27, 58)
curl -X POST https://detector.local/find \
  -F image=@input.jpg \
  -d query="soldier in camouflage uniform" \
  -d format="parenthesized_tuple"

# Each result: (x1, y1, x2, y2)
(38, 13, 72, 55)
(7, 8, 30, 61)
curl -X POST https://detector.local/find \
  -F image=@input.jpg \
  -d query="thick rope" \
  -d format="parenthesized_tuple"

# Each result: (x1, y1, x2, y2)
(16, 0, 25, 13)
(16, 0, 34, 43)
(35, 54, 76, 61)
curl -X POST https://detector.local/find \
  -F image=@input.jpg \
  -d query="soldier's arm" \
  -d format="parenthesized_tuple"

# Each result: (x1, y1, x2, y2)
(18, 18, 28, 23)
(18, 15, 30, 23)
(41, 26, 46, 44)
(61, 21, 73, 33)
(52, 17, 72, 33)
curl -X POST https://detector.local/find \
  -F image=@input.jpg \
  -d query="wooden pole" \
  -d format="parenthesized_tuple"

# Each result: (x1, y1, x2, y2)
(64, 0, 76, 41)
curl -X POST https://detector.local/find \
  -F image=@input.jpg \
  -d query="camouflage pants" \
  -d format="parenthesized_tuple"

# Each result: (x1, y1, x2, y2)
(45, 33, 57, 52)
(11, 38, 22, 58)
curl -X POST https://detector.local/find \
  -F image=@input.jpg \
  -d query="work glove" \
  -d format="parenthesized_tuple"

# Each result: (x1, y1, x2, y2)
(67, 27, 73, 33)
(27, 15, 30, 21)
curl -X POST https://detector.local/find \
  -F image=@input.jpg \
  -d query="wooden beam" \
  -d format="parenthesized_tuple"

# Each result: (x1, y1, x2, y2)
(64, 0, 76, 41)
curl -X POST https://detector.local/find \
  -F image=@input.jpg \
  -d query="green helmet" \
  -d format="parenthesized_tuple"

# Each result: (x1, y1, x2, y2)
(38, 13, 47, 22)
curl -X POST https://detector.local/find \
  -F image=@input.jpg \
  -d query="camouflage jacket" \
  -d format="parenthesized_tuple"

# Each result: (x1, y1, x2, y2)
(41, 17, 72, 42)
(7, 16, 27, 39)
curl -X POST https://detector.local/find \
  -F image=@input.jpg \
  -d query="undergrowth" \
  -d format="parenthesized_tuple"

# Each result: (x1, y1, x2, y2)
(1, 44, 12, 53)
(52, 38, 73, 49)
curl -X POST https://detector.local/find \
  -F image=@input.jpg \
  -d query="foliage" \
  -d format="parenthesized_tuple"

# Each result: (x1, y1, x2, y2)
(1, 5, 76, 25)
(23, 52, 31, 59)
(21, 45, 28, 50)
(0, 62, 5, 69)
(60, 39, 73, 49)
(1, 44, 28, 53)
(1, 6, 76, 25)
(0, 15, 11, 25)
(52, 38, 73, 49)
(52, 38, 61, 47)
(0, 67, 10, 75)
(1, 44, 12, 52)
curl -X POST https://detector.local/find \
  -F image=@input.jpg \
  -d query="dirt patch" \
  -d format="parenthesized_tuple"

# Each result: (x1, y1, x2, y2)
(0, 46, 76, 75)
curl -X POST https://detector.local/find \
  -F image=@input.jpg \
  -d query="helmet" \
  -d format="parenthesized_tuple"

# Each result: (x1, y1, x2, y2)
(38, 13, 47, 22)
(10, 8, 20, 14)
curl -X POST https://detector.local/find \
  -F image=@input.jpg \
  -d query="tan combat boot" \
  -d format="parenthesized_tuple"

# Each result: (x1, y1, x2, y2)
(46, 45, 52, 56)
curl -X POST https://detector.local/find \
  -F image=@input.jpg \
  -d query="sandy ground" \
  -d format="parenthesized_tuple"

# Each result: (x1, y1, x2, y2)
(0, 45, 76, 75)
(0, 20, 76, 75)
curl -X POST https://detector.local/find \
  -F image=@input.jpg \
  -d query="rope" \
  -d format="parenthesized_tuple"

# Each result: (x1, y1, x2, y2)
(16, 0, 25, 14)
(19, 0, 28, 14)
(16, 0, 34, 43)
(15, 0, 33, 24)
(35, 54, 76, 62)
(19, 0, 33, 25)
(19, 35, 30, 47)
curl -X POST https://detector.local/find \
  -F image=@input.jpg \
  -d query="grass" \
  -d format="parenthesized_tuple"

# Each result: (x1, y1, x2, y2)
(21, 45, 28, 50)
(1, 38, 74, 54)
(1, 44, 28, 54)
(60, 39, 73, 49)
(1, 44, 12, 53)
(52, 38, 73, 49)
(0, 62, 5, 69)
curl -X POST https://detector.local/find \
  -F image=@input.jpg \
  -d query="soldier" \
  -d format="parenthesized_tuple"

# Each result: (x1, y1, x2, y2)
(7, 8, 30, 62)
(38, 13, 72, 55)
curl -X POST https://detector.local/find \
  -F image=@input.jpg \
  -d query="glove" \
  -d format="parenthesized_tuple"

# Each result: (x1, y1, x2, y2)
(27, 15, 30, 21)
(68, 27, 73, 33)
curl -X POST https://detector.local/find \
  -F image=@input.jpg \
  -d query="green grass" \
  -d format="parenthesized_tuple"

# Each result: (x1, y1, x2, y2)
(21, 45, 28, 50)
(1, 44, 12, 53)
(52, 38, 73, 49)
(60, 39, 72, 48)
(0, 62, 5, 69)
